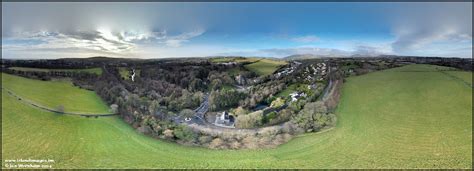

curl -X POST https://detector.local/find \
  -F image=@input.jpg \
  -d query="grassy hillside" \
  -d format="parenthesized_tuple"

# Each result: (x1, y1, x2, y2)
(1, 64, 472, 169)
(9, 67, 103, 75)
(1, 73, 110, 114)
(244, 59, 287, 76)
(445, 71, 472, 85)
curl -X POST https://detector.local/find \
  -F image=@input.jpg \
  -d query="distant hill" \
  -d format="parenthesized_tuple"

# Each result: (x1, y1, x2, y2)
(283, 54, 334, 60)
(284, 54, 402, 60)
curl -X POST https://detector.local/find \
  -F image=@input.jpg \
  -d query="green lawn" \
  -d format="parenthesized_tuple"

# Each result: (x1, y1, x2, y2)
(244, 59, 287, 76)
(1, 73, 110, 114)
(118, 67, 131, 80)
(275, 83, 308, 98)
(118, 67, 140, 80)
(1, 64, 472, 169)
(387, 64, 456, 72)
(445, 71, 472, 85)
(9, 67, 103, 75)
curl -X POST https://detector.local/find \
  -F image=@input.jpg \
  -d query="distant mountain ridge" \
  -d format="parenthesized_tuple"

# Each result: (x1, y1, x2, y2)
(284, 54, 401, 60)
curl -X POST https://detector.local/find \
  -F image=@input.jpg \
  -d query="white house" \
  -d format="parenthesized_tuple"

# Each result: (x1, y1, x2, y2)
(214, 111, 235, 128)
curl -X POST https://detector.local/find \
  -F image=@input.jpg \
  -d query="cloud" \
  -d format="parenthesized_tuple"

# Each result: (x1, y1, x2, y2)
(389, 3, 472, 56)
(2, 29, 205, 58)
(290, 35, 320, 43)
(1, 2, 207, 58)
(258, 47, 350, 57)
(352, 45, 390, 57)
(164, 29, 205, 47)
(217, 45, 391, 58)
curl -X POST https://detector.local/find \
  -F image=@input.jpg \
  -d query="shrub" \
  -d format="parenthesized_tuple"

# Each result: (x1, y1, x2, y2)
(241, 136, 259, 149)
(270, 97, 285, 108)
(198, 135, 213, 145)
(179, 109, 194, 118)
(262, 111, 277, 125)
(231, 106, 248, 116)
(174, 125, 197, 143)
(163, 129, 174, 139)
(229, 141, 242, 149)
(209, 138, 224, 149)
(292, 101, 336, 132)
(235, 110, 263, 128)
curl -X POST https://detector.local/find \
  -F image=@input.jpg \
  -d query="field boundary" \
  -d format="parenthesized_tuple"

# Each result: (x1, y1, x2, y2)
(1, 87, 117, 117)
(389, 68, 472, 88)
(439, 71, 473, 88)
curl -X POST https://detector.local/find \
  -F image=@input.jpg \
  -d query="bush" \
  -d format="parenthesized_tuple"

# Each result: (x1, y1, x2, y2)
(198, 135, 213, 145)
(261, 111, 277, 124)
(179, 109, 194, 118)
(163, 129, 174, 139)
(270, 97, 285, 108)
(173, 125, 197, 143)
(231, 106, 248, 116)
(235, 110, 263, 128)
(209, 138, 224, 149)
(209, 89, 246, 111)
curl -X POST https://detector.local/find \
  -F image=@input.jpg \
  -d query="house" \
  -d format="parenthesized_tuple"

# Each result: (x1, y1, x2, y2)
(289, 92, 306, 102)
(214, 111, 235, 128)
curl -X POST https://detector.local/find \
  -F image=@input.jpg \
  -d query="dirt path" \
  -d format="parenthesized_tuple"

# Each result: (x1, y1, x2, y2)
(2, 87, 117, 117)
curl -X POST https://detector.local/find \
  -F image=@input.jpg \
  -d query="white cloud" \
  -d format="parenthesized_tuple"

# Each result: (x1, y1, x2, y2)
(291, 35, 320, 43)
(217, 44, 392, 58)
(2, 29, 205, 58)
(389, 2, 472, 57)
(164, 29, 205, 47)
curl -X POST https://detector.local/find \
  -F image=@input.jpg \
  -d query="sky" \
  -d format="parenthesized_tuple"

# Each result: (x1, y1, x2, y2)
(1, 2, 472, 59)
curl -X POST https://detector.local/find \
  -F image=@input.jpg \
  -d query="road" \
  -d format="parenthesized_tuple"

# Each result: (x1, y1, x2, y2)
(173, 93, 209, 125)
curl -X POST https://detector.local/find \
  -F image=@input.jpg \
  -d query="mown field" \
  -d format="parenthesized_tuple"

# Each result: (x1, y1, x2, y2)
(1, 73, 110, 114)
(244, 59, 287, 76)
(9, 67, 103, 75)
(1, 64, 472, 169)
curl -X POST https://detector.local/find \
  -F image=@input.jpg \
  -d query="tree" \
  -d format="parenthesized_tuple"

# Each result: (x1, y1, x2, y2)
(232, 106, 248, 116)
(292, 101, 336, 132)
(148, 100, 161, 115)
(174, 125, 196, 143)
(270, 97, 285, 108)
(179, 109, 195, 118)
(235, 110, 263, 128)
(110, 104, 119, 113)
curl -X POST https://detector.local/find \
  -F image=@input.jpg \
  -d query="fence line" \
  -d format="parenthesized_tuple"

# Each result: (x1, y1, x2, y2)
(2, 87, 118, 117)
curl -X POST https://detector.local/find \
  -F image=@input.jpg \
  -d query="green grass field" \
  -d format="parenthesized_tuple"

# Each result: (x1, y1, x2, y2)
(9, 67, 103, 75)
(445, 71, 472, 85)
(275, 83, 309, 98)
(118, 67, 131, 80)
(1, 64, 472, 169)
(118, 67, 140, 80)
(244, 59, 287, 76)
(1, 73, 110, 114)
